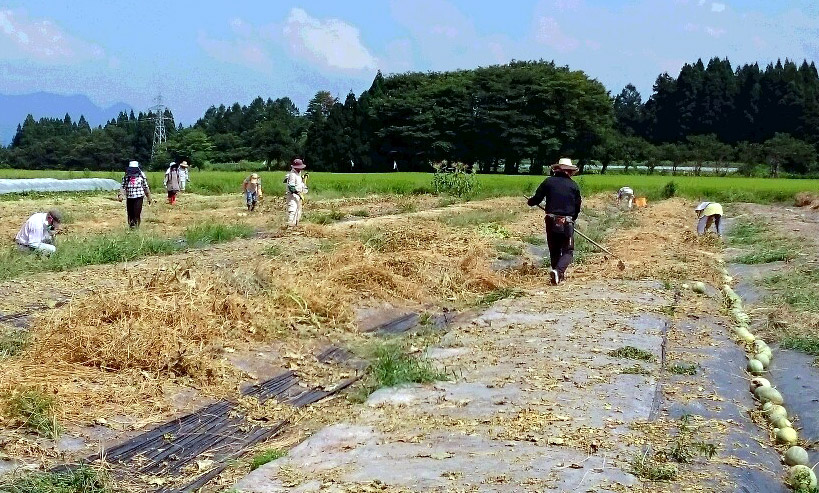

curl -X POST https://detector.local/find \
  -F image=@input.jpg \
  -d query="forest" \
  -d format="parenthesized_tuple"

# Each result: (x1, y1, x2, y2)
(1, 57, 817, 177)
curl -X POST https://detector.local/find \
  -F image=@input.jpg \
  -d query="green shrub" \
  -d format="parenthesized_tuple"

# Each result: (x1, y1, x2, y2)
(661, 181, 677, 198)
(0, 329, 29, 358)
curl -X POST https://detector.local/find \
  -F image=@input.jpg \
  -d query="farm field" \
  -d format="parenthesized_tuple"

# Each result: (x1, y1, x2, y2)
(0, 184, 817, 491)
(2, 168, 818, 203)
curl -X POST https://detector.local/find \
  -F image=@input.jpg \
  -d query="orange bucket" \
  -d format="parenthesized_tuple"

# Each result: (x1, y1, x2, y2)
(634, 197, 648, 207)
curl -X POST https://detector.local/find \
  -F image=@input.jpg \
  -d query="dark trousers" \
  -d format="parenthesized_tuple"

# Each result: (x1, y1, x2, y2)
(167, 190, 178, 204)
(126, 196, 144, 228)
(545, 216, 575, 277)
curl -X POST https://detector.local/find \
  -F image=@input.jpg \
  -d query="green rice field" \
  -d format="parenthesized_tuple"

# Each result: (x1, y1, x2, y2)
(0, 169, 816, 203)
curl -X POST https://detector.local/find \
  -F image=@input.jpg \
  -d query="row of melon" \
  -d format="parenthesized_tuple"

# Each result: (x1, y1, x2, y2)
(722, 279, 816, 490)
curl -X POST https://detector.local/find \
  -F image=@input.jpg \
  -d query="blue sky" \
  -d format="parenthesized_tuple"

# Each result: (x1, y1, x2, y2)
(1, 0, 818, 124)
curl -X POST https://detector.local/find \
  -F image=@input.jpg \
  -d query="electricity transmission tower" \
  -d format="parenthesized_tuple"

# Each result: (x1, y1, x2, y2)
(149, 95, 173, 159)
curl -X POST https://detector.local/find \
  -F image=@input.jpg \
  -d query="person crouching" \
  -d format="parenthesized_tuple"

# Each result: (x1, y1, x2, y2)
(15, 210, 62, 256)
(527, 158, 582, 285)
(695, 201, 724, 237)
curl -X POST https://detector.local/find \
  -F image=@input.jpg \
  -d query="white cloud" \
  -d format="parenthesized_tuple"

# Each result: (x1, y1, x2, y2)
(283, 8, 377, 72)
(705, 26, 726, 37)
(535, 16, 580, 52)
(0, 9, 104, 64)
(711, 3, 726, 13)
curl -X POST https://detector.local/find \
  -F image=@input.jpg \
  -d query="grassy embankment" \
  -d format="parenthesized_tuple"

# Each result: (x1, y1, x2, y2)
(2, 169, 818, 203)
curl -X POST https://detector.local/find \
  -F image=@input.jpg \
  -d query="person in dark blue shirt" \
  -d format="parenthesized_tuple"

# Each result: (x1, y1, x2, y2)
(526, 158, 582, 285)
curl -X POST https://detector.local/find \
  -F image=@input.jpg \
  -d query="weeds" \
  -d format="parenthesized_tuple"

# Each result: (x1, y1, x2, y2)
(0, 465, 111, 492)
(183, 222, 254, 246)
(781, 337, 819, 356)
(664, 415, 718, 464)
(263, 245, 283, 257)
(396, 198, 418, 214)
(667, 363, 698, 375)
(621, 364, 651, 375)
(630, 453, 677, 481)
(351, 209, 370, 217)
(661, 181, 677, 199)
(521, 234, 545, 246)
(438, 209, 517, 228)
(728, 220, 801, 264)
(495, 243, 523, 257)
(476, 288, 522, 306)
(305, 209, 346, 224)
(608, 346, 655, 361)
(575, 210, 636, 264)
(762, 268, 819, 313)
(0, 328, 29, 358)
(6, 388, 61, 438)
(250, 449, 287, 471)
(352, 341, 449, 402)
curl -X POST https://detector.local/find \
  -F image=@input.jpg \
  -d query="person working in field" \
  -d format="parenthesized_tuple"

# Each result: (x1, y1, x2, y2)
(242, 173, 262, 211)
(164, 162, 182, 205)
(118, 160, 152, 228)
(695, 201, 724, 237)
(284, 159, 309, 227)
(179, 161, 190, 191)
(15, 210, 63, 255)
(527, 158, 582, 285)
(617, 186, 635, 209)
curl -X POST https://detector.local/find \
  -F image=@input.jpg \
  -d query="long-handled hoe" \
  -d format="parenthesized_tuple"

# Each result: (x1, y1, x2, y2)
(525, 196, 626, 270)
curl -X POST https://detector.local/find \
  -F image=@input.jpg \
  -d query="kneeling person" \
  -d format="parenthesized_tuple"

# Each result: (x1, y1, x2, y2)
(527, 158, 582, 285)
(16, 210, 62, 255)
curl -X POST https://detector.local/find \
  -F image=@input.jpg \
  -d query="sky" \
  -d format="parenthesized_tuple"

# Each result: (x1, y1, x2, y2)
(1, 0, 818, 124)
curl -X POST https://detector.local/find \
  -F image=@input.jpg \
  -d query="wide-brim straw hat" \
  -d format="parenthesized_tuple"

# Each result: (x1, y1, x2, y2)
(551, 157, 579, 174)
(180, 162, 189, 168)
(291, 159, 306, 170)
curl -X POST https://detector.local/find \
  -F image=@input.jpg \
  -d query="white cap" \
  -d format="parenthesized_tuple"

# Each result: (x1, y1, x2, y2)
(128, 161, 139, 168)
(695, 201, 710, 211)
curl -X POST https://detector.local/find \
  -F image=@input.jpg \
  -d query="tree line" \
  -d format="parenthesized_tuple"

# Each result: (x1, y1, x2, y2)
(1, 57, 817, 176)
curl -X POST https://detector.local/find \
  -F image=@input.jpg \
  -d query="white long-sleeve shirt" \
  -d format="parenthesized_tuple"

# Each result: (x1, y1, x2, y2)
(285, 171, 307, 196)
(16, 212, 51, 246)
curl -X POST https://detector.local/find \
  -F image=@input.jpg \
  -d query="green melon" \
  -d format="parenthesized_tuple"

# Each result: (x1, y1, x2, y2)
(787, 465, 817, 489)
(747, 359, 764, 375)
(755, 386, 784, 405)
(750, 377, 771, 393)
(754, 352, 771, 368)
(693, 282, 706, 294)
(765, 405, 788, 423)
(776, 427, 798, 445)
(773, 417, 793, 430)
(784, 446, 810, 467)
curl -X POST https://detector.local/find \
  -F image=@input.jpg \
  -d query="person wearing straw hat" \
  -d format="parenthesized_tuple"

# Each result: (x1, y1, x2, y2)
(179, 161, 190, 191)
(15, 209, 63, 255)
(695, 201, 724, 237)
(526, 157, 582, 285)
(242, 173, 263, 212)
(118, 160, 152, 228)
(284, 159, 308, 227)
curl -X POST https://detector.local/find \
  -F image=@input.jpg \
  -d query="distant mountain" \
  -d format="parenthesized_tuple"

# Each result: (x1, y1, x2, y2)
(0, 92, 132, 146)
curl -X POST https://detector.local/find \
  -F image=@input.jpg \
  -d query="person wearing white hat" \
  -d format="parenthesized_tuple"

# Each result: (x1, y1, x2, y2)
(242, 172, 263, 211)
(695, 201, 724, 237)
(526, 157, 582, 285)
(617, 186, 634, 209)
(117, 161, 152, 228)
(284, 159, 308, 227)
(179, 161, 190, 191)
